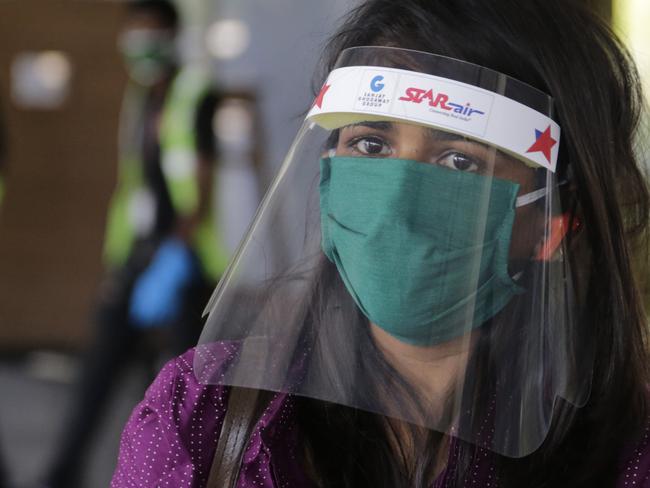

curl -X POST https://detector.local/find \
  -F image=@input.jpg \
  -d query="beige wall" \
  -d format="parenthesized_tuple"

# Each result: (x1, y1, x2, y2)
(0, 0, 126, 350)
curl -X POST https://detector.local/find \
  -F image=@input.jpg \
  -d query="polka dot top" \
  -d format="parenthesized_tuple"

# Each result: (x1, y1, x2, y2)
(111, 346, 650, 487)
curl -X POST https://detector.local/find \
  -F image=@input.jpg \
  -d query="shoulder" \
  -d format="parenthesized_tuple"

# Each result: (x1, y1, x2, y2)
(134, 343, 237, 419)
(617, 420, 650, 487)
(111, 344, 237, 487)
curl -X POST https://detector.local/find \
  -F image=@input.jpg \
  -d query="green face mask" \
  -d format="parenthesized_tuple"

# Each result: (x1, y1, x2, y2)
(320, 156, 525, 346)
(119, 29, 176, 86)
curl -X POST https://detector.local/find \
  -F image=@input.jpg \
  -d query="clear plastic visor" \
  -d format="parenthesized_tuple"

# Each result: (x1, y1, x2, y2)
(196, 47, 593, 458)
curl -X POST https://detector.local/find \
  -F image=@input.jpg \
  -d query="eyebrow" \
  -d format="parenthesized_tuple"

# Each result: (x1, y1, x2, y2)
(344, 121, 394, 131)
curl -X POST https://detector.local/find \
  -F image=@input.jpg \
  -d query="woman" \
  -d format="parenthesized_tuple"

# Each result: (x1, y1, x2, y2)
(111, 0, 650, 486)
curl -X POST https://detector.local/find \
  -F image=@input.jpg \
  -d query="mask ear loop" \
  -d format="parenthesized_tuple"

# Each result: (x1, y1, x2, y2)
(530, 178, 581, 261)
(514, 175, 579, 261)
(515, 187, 548, 207)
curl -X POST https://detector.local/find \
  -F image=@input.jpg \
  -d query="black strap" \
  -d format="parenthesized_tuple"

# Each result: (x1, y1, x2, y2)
(206, 386, 261, 488)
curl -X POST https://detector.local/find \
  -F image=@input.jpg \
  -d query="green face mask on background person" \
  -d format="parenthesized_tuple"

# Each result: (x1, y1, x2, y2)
(119, 29, 176, 86)
(320, 156, 527, 346)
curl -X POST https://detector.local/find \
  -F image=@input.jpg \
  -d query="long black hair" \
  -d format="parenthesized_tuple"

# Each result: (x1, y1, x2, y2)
(290, 1, 650, 487)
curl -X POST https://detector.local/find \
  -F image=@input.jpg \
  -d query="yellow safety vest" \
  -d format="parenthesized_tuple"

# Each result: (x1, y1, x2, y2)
(103, 67, 229, 282)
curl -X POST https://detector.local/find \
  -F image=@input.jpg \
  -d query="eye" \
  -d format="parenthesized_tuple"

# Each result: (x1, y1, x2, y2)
(349, 136, 391, 156)
(436, 152, 480, 172)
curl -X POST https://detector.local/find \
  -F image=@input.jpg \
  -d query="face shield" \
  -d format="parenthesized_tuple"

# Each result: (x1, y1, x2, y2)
(196, 47, 593, 458)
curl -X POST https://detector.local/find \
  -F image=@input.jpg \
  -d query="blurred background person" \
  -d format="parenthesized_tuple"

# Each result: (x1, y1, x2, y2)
(42, 1, 230, 487)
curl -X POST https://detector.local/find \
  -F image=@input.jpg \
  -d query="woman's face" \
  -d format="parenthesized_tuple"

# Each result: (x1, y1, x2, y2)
(334, 120, 546, 264)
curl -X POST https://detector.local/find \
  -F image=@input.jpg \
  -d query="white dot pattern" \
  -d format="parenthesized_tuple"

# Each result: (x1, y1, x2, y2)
(110, 345, 313, 488)
(618, 419, 650, 487)
(110, 346, 650, 487)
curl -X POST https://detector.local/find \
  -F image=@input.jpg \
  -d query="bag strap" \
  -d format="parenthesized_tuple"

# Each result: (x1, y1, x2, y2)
(206, 386, 261, 488)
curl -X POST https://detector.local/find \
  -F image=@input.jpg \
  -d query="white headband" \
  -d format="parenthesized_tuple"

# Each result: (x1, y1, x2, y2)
(307, 66, 561, 172)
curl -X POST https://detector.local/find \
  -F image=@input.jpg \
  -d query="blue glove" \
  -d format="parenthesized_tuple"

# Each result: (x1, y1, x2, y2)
(129, 238, 198, 328)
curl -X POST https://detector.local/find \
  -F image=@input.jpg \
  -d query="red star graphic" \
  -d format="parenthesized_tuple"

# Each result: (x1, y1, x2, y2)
(526, 125, 557, 164)
(313, 84, 330, 109)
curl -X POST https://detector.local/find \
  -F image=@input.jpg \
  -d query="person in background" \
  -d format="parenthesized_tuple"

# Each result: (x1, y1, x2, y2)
(43, 1, 229, 487)
(112, 0, 650, 487)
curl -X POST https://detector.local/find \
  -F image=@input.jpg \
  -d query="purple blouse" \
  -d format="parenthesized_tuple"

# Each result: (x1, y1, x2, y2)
(111, 346, 650, 487)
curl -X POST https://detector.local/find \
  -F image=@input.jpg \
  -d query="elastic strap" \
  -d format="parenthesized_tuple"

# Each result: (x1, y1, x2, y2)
(515, 186, 548, 207)
(206, 386, 261, 488)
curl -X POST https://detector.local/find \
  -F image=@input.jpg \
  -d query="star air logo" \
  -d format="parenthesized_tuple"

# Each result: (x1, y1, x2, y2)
(313, 83, 330, 109)
(398, 87, 486, 121)
(526, 125, 557, 163)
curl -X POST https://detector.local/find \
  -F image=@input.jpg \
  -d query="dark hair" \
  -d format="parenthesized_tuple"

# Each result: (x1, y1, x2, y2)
(127, 0, 179, 32)
(292, 1, 650, 487)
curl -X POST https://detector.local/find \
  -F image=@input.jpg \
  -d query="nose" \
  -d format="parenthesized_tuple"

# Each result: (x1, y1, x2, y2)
(393, 124, 432, 162)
